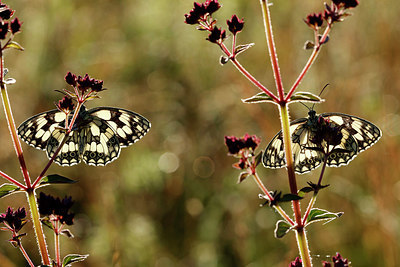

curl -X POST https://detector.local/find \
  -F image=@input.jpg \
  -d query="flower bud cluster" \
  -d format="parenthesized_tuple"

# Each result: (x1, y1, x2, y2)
(225, 134, 260, 171)
(185, 0, 244, 45)
(0, 2, 21, 40)
(38, 192, 75, 226)
(322, 252, 350, 267)
(304, 0, 359, 29)
(0, 207, 27, 246)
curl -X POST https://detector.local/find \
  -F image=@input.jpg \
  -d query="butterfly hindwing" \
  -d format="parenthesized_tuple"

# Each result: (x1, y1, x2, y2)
(81, 118, 120, 166)
(46, 129, 81, 166)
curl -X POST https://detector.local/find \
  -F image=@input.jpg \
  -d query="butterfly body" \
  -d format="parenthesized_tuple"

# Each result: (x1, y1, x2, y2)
(262, 110, 381, 174)
(18, 106, 150, 166)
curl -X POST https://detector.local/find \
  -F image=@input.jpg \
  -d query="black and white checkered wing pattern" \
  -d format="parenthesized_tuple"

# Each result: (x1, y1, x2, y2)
(80, 117, 121, 166)
(18, 110, 66, 150)
(322, 113, 381, 152)
(88, 107, 151, 147)
(46, 128, 81, 166)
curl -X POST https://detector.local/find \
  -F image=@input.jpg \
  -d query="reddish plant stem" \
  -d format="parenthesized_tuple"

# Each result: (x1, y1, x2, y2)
(18, 243, 35, 267)
(0, 170, 27, 190)
(32, 101, 83, 188)
(285, 25, 331, 101)
(259, 0, 285, 102)
(0, 57, 32, 188)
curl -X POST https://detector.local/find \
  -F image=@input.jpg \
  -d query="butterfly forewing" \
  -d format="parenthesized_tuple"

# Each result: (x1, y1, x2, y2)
(18, 110, 66, 150)
(324, 113, 381, 152)
(17, 105, 151, 166)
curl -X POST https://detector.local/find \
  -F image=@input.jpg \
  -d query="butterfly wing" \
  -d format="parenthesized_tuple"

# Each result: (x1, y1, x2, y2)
(87, 107, 151, 147)
(263, 118, 324, 174)
(81, 117, 120, 166)
(322, 113, 382, 152)
(18, 110, 66, 150)
(46, 128, 81, 166)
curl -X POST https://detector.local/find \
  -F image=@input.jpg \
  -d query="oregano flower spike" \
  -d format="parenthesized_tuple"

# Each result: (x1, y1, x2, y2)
(61, 72, 105, 105)
(0, 207, 27, 246)
(38, 192, 75, 226)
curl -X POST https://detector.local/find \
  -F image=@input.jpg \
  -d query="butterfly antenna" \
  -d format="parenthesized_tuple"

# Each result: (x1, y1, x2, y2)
(300, 101, 311, 111)
(312, 83, 330, 110)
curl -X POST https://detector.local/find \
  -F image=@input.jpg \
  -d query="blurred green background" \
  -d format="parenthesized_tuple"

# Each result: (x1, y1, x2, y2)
(0, 0, 397, 266)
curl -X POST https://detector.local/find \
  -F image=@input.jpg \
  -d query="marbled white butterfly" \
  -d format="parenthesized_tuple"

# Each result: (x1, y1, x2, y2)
(18, 105, 150, 166)
(262, 110, 381, 174)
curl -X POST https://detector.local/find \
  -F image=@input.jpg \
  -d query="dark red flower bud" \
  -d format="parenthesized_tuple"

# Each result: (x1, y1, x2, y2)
(333, 0, 359, 9)
(242, 133, 260, 151)
(0, 207, 26, 233)
(184, 2, 207, 25)
(10, 17, 21, 34)
(65, 72, 77, 86)
(322, 261, 332, 267)
(0, 8, 13, 20)
(206, 26, 226, 43)
(0, 21, 8, 39)
(204, 0, 221, 15)
(227, 15, 244, 35)
(289, 257, 302, 267)
(305, 13, 323, 29)
(332, 253, 349, 267)
(56, 96, 75, 113)
(324, 3, 342, 23)
(225, 136, 242, 154)
(91, 79, 104, 92)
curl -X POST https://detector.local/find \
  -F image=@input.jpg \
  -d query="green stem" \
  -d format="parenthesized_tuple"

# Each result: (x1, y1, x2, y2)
(295, 229, 312, 267)
(280, 104, 312, 266)
(26, 189, 51, 265)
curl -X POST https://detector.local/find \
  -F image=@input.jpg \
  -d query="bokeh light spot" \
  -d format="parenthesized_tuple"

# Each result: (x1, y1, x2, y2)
(158, 152, 179, 173)
(192, 156, 215, 178)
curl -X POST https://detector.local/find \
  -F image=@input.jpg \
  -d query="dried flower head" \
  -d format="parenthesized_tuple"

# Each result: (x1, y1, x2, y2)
(0, 207, 26, 233)
(227, 15, 244, 35)
(305, 13, 323, 29)
(207, 26, 226, 43)
(184, 0, 221, 25)
(56, 95, 75, 113)
(38, 192, 75, 225)
(289, 257, 302, 267)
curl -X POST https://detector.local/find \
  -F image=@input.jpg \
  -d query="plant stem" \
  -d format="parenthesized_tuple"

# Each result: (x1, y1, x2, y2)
(302, 193, 317, 226)
(18, 243, 35, 267)
(0, 74, 32, 188)
(285, 25, 331, 101)
(55, 223, 61, 267)
(0, 169, 27, 189)
(295, 229, 312, 267)
(252, 171, 294, 226)
(26, 189, 51, 265)
(259, 0, 285, 101)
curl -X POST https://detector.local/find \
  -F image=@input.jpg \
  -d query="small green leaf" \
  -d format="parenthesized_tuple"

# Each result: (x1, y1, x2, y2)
(280, 193, 303, 203)
(305, 208, 343, 226)
(237, 172, 249, 183)
(40, 217, 54, 230)
(289, 91, 324, 103)
(234, 43, 254, 56)
(254, 151, 263, 167)
(40, 174, 77, 186)
(4, 41, 24, 51)
(62, 254, 89, 267)
(274, 220, 292, 238)
(241, 92, 278, 105)
(0, 184, 21, 198)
